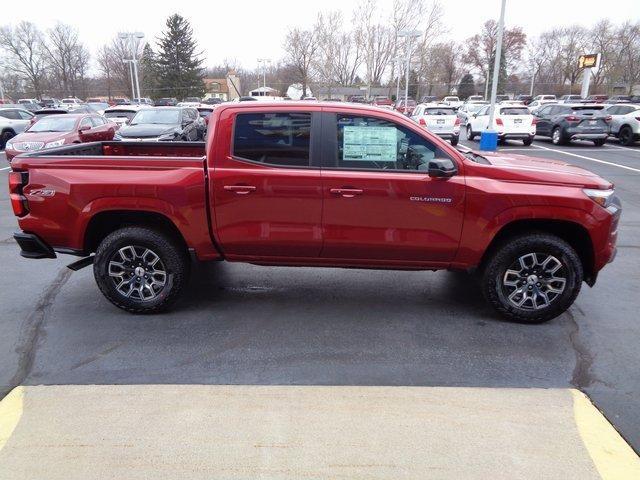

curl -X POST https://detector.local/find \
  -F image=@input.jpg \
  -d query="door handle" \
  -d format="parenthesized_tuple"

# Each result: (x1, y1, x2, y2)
(330, 188, 363, 198)
(224, 185, 256, 195)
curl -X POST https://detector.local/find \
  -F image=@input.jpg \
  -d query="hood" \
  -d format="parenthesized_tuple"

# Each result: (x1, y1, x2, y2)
(119, 123, 179, 138)
(476, 151, 612, 189)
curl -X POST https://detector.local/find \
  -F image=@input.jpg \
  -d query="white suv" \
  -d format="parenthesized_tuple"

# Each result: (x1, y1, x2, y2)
(466, 104, 536, 145)
(606, 103, 640, 145)
(411, 104, 460, 145)
(442, 96, 462, 109)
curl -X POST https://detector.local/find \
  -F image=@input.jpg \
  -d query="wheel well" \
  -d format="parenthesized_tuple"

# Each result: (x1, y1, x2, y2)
(84, 211, 188, 254)
(480, 219, 595, 282)
(1, 128, 16, 136)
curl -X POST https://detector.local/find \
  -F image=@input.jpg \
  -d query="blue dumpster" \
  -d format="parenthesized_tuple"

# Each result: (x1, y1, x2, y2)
(480, 130, 498, 151)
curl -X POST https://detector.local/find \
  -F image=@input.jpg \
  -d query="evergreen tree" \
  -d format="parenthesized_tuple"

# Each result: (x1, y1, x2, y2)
(457, 73, 476, 99)
(139, 43, 157, 98)
(155, 14, 204, 99)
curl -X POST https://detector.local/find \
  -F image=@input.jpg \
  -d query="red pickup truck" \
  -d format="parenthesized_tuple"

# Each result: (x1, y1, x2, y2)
(8, 102, 621, 323)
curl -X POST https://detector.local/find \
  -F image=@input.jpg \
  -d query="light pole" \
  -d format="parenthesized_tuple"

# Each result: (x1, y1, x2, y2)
(257, 58, 271, 92)
(119, 32, 145, 101)
(487, 0, 506, 130)
(398, 30, 421, 114)
(0, 80, 4, 103)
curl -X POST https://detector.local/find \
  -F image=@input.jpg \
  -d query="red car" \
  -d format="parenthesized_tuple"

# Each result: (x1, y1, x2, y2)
(394, 99, 416, 115)
(10, 102, 620, 323)
(5, 113, 117, 161)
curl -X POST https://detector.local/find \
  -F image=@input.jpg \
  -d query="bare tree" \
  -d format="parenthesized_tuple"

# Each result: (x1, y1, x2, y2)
(463, 20, 527, 93)
(0, 22, 48, 97)
(283, 26, 320, 97)
(43, 23, 90, 97)
(355, 0, 395, 86)
(314, 11, 363, 88)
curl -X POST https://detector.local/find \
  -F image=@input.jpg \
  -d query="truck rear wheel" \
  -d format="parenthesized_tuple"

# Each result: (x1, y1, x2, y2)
(93, 226, 190, 313)
(481, 233, 583, 323)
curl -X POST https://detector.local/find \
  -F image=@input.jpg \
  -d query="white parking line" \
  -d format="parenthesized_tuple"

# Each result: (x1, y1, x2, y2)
(531, 144, 640, 173)
(0, 166, 10, 171)
(605, 144, 640, 155)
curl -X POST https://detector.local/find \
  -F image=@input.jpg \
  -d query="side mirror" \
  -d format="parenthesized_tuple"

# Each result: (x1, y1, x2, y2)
(428, 158, 457, 178)
(472, 113, 477, 118)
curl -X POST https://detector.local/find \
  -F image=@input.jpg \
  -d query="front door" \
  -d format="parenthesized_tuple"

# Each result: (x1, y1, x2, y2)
(319, 112, 465, 264)
(212, 110, 323, 258)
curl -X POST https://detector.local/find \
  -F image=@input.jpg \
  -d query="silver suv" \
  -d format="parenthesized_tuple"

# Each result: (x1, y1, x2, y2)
(606, 103, 640, 146)
(0, 107, 34, 150)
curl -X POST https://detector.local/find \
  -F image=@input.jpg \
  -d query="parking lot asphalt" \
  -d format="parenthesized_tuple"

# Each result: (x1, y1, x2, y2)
(1, 136, 640, 458)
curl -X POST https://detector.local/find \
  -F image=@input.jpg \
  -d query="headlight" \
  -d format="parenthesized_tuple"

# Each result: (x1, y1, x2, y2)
(583, 188, 621, 213)
(5, 140, 13, 149)
(44, 139, 65, 148)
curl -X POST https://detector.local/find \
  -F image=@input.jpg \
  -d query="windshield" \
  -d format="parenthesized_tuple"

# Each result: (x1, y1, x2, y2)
(500, 107, 530, 115)
(424, 108, 457, 115)
(469, 104, 486, 113)
(131, 109, 180, 125)
(28, 116, 77, 132)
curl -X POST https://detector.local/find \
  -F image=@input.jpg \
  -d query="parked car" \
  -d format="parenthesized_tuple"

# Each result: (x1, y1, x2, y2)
(528, 99, 556, 114)
(533, 95, 557, 102)
(495, 95, 510, 102)
(114, 107, 205, 141)
(467, 95, 485, 103)
(420, 95, 438, 103)
(202, 98, 223, 105)
(302, 96, 317, 101)
(10, 102, 621, 323)
(30, 108, 70, 124)
(442, 96, 462, 109)
(607, 95, 631, 103)
(558, 95, 583, 104)
(133, 97, 154, 106)
(237, 96, 258, 102)
(605, 103, 640, 145)
(411, 104, 460, 145)
(112, 98, 131, 106)
(394, 98, 416, 115)
(457, 102, 488, 126)
(533, 103, 610, 146)
(515, 95, 533, 105)
(466, 104, 536, 145)
(103, 105, 145, 127)
(40, 98, 60, 108)
(60, 98, 84, 109)
(4, 113, 117, 161)
(585, 94, 609, 103)
(0, 107, 34, 150)
(347, 95, 367, 103)
(155, 98, 178, 106)
(371, 96, 394, 109)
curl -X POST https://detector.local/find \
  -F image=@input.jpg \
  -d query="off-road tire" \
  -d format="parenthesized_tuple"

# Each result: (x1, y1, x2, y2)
(93, 226, 190, 313)
(618, 126, 634, 146)
(1, 130, 15, 151)
(523, 136, 534, 146)
(481, 233, 583, 323)
(450, 135, 459, 146)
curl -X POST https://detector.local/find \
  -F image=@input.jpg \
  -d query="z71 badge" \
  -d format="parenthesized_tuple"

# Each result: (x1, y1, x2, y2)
(28, 189, 56, 197)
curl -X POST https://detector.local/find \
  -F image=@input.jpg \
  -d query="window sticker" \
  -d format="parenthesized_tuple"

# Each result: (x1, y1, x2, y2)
(343, 126, 397, 161)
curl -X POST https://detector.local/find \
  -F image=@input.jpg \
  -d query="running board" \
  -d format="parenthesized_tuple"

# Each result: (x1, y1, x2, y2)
(66, 255, 94, 271)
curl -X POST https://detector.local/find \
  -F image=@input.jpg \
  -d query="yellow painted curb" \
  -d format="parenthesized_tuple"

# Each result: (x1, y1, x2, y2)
(0, 387, 24, 452)
(572, 389, 640, 479)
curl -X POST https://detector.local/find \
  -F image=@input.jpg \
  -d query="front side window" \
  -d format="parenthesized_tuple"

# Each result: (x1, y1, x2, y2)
(332, 115, 449, 172)
(233, 112, 311, 167)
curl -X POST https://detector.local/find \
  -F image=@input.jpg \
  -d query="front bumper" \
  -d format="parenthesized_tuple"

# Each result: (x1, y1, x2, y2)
(13, 232, 56, 259)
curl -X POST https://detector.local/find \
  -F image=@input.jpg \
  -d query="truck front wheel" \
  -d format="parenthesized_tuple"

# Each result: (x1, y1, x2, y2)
(481, 233, 583, 323)
(93, 226, 190, 313)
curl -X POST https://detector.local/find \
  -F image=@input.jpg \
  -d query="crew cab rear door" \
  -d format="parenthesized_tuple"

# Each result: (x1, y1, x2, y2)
(318, 111, 465, 264)
(210, 108, 323, 258)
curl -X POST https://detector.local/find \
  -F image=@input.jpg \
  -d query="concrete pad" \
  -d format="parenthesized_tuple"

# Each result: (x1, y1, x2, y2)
(1, 385, 638, 479)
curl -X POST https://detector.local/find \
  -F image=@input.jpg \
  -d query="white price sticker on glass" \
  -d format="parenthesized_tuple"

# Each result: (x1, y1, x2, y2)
(343, 126, 397, 162)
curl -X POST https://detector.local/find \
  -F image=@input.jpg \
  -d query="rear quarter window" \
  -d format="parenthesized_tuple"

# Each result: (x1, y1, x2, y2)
(233, 112, 312, 167)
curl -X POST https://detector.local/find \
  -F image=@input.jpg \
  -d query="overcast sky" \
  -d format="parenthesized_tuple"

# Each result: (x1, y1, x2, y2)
(13, 0, 640, 70)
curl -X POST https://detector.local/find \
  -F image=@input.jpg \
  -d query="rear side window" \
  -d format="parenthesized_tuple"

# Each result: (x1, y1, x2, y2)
(233, 112, 311, 167)
(0, 109, 20, 120)
(500, 107, 530, 115)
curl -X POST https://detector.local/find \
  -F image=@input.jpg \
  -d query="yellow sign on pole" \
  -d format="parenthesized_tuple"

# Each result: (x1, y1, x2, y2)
(578, 54, 599, 69)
